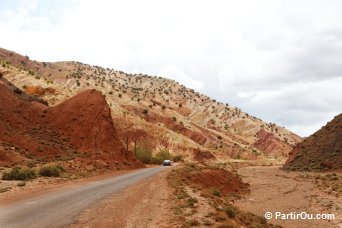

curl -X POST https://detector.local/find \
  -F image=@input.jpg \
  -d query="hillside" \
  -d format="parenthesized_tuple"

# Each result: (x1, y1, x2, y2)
(0, 76, 141, 170)
(0, 47, 301, 162)
(284, 114, 342, 171)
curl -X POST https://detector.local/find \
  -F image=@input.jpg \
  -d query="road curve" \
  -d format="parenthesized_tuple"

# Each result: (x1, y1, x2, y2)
(0, 167, 165, 228)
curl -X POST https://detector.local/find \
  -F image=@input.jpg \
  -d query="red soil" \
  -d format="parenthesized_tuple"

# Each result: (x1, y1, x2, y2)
(192, 149, 215, 161)
(24, 86, 56, 96)
(0, 79, 140, 169)
(189, 168, 249, 196)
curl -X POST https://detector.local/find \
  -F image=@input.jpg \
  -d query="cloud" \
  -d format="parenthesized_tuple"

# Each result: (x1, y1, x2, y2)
(237, 78, 342, 136)
(0, 0, 342, 136)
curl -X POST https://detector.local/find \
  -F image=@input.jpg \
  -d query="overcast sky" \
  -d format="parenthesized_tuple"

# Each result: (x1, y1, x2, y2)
(1, 0, 341, 136)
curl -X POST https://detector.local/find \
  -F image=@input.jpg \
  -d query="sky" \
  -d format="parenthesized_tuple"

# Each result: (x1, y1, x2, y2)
(0, 0, 341, 136)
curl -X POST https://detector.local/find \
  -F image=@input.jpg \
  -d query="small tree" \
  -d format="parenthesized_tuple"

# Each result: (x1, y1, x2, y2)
(135, 145, 153, 164)
(152, 149, 172, 164)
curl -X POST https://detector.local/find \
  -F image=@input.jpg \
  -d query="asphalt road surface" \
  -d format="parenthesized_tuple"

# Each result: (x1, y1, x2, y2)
(0, 167, 165, 228)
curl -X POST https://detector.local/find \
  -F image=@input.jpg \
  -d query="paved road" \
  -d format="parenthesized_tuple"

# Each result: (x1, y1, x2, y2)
(0, 167, 164, 228)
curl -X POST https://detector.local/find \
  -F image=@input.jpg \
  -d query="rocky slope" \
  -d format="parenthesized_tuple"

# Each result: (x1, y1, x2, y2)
(284, 114, 342, 171)
(0, 47, 301, 162)
(0, 76, 140, 170)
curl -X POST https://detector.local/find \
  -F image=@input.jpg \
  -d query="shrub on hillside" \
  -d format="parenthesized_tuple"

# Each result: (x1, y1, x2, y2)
(39, 165, 64, 177)
(2, 167, 36, 180)
(155, 149, 171, 160)
(151, 149, 172, 164)
(224, 205, 237, 218)
(151, 156, 164, 164)
(135, 146, 153, 164)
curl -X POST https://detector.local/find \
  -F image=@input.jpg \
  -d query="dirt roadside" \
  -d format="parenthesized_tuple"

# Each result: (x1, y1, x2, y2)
(236, 166, 340, 228)
(70, 168, 173, 228)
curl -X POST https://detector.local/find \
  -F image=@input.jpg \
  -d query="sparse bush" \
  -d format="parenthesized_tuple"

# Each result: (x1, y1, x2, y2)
(13, 88, 23, 94)
(17, 181, 26, 187)
(39, 165, 64, 177)
(151, 156, 163, 164)
(224, 205, 236, 218)
(2, 167, 36, 180)
(155, 149, 171, 161)
(187, 197, 198, 207)
(142, 109, 148, 115)
(150, 149, 172, 164)
(135, 145, 153, 164)
(0, 187, 12, 193)
(212, 188, 221, 197)
(188, 219, 200, 226)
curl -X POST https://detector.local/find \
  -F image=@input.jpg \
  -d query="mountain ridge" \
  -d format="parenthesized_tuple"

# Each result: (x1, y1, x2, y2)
(0, 47, 301, 163)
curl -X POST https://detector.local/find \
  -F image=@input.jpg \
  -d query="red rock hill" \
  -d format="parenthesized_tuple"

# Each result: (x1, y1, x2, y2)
(0, 78, 140, 169)
(284, 114, 342, 171)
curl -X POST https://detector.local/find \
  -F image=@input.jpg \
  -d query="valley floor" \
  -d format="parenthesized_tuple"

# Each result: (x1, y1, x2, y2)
(236, 166, 341, 228)
(1, 163, 340, 228)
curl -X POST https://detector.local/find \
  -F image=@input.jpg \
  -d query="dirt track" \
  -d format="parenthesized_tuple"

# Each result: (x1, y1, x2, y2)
(236, 166, 338, 228)
(71, 168, 172, 228)
(0, 167, 165, 228)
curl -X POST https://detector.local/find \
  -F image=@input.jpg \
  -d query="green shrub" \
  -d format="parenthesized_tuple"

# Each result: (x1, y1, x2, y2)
(151, 149, 172, 164)
(39, 166, 64, 177)
(224, 205, 236, 218)
(188, 219, 200, 226)
(212, 188, 221, 197)
(2, 167, 36, 180)
(17, 181, 26, 187)
(155, 149, 171, 160)
(187, 197, 198, 207)
(135, 146, 153, 164)
(0, 187, 12, 193)
(151, 156, 164, 164)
